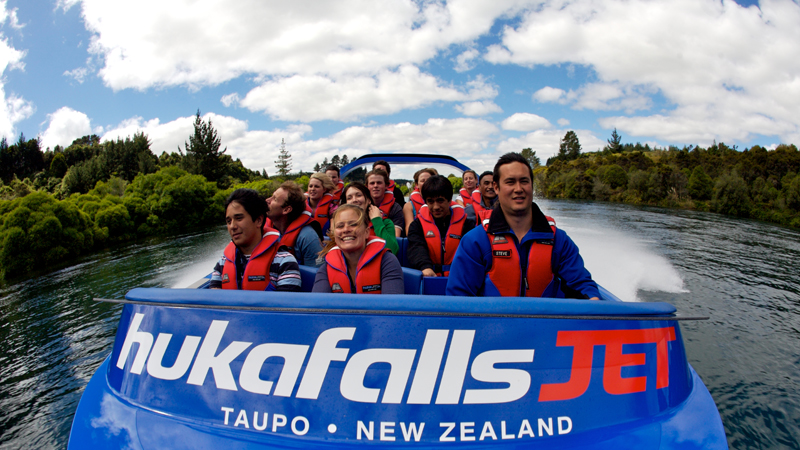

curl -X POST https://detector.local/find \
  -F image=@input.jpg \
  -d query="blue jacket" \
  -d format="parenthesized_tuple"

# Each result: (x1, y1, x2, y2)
(445, 203, 600, 299)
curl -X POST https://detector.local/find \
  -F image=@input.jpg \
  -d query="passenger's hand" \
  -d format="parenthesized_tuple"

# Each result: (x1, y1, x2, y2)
(368, 204, 382, 220)
(422, 268, 437, 277)
(589, 297, 600, 300)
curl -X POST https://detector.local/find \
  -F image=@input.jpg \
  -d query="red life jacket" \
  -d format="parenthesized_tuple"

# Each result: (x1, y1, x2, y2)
(308, 193, 334, 229)
(221, 230, 282, 290)
(459, 188, 474, 207)
(409, 189, 424, 212)
(418, 204, 466, 276)
(377, 189, 396, 216)
(264, 207, 314, 251)
(325, 238, 387, 293)
(484, 216, 557, 297)
(471, 191, 493, 222)
(331, 180, 344, 204)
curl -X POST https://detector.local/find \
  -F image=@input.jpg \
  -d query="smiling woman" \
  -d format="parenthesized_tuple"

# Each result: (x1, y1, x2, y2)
(312, 204, 404, 294)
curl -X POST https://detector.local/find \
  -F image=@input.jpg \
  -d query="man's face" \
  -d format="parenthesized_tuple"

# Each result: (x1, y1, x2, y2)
(225, 201, 262, 251)
(325, 170, 340, 185)
(425, 196, 451, 219)
(266, 188, 290, 220)
(367, 175, 386, 204)
(479, 175, 496, 199)
(494, 162, 533, 216)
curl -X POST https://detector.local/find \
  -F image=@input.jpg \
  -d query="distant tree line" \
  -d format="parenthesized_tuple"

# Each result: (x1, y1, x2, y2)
(0, 111, 312, 281)
(537, 130, 800, 229)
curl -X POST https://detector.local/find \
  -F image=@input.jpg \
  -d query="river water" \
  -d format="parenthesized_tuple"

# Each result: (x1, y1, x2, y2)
(0, 200, 798, 449)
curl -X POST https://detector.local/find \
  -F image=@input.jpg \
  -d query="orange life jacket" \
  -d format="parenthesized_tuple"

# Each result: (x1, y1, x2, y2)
(459, 188, 474, 207)
(331, 180, 344, 204)
(484, 216, 557, 297)
(418, 204, 466, 276)
(308, 193, 334, 229)
(471, 191, 494, 222)
(264, 207, 314, 251)
(221, 230, 281, 290)
(325, 238, 387, 293)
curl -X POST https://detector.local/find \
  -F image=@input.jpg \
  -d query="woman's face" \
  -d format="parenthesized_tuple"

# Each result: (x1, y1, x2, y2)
(333, 209, 368, 254)
(345, 188, 369, 208)
(463, 172, 477, 191)
(417, 172, 432, 189)
(307, 178, 324, 201)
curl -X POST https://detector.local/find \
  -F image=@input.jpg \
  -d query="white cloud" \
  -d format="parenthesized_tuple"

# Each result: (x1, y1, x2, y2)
(0, 5, 31, 139)
(221, 93, 240, 107)
(497, 128, 605, 160)
(79, 0, 524, 91)
(501, 112, 551, 131)
(0, 1, 22, 29)
(557, 118, 570, 126)
(454, 47, 480, 72)
(99, 112, 497, 175)
(40, 107, 92, 149)
(63, 67, 89, 83)
(239, 66, 498, 122)
(532, 86, 565, 103)
(486, 0, 800, 144)
(456, 100, 502, 116)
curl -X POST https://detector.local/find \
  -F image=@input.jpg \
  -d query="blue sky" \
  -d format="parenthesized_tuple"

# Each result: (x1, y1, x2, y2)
(0, 0, 795, 176)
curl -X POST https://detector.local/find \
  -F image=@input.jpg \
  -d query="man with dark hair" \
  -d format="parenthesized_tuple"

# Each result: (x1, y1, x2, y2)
(466, 170, 498, 222)
(407, 175, 476, 277)
(325, 164, 344, 205)
(446, 153, 599, 299)
(266, 181, 323, 267)
(366, 169, 404, 236)
(210, 189, 301, 291)
(372, 160, 405, 207)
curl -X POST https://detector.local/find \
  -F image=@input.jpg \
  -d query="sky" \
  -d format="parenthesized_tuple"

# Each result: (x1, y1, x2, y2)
(0, 0, 797, 177)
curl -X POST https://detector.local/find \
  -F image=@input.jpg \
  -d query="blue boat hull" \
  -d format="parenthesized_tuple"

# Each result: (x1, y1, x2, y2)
(68, 289, 727, 449)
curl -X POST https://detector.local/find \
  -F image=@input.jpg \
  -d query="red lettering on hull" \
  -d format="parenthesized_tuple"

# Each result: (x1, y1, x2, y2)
(538, 327, 676, 402)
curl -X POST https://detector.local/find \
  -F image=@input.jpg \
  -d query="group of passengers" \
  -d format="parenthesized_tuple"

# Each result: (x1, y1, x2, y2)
(210, 152, 600, 299)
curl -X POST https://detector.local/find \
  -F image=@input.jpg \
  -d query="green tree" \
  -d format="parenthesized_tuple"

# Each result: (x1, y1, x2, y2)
(606, 128, 622, 153)
(713, 172, 751, 217)
(341, 155, 349, 166)
(50, 152, 68, 178)
(181, 110, 228, 184)
(551, 131, 581, 164)
(313, 162, 321, 172)
(521, 148, 541, 168)
(331, 155, 341, 167)
(274, 138, 292, 177)
(688, 166, 713, 200)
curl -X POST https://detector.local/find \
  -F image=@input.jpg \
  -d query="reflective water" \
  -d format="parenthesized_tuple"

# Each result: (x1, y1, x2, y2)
(0, 202, 798, 449)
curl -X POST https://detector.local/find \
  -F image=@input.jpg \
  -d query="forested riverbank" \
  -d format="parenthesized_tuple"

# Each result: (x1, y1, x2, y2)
(0, 113, 307, 281)
(534, 132, 800, 229)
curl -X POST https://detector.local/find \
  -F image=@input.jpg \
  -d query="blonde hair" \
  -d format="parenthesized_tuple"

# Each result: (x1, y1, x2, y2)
(309, 172, 335, 193)
(318, 204, 370, 257)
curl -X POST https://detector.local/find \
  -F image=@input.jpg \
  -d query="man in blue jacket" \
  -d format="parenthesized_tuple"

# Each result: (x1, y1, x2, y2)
(446, 152, 600, 299)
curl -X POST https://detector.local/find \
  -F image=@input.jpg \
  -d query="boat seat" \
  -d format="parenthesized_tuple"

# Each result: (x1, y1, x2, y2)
(421, 276, 448, 296)
(396, 237, 411, 267)
(298, 265, 318, 292)
(401, 267, 422, 295)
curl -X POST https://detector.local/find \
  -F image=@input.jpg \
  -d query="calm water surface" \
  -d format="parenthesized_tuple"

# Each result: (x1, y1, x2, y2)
(0, 202, 798, 449)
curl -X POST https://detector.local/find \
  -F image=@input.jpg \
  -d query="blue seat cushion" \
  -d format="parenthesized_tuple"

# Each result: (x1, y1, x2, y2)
(422, 276, 448, 296)
(298, 265, 318, 293)
(401, 267, 422, 295)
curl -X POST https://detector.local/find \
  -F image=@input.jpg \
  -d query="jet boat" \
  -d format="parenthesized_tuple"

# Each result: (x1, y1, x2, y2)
(68, 154, 727, 449)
